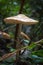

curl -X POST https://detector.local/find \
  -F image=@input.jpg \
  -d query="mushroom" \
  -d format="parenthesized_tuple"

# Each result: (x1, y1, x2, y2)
(4, 14, 38, 25)
(4, 14, 38, 42)
(4, 14, 38, 60)
(20, 32, 30, 40)
(0, 31, 10, 39)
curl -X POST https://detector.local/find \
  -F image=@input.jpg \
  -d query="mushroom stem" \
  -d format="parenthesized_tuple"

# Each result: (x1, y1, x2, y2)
(14, 0, 25, 48)
(15, 24, 22, 60)
(14, 0, 25, 61)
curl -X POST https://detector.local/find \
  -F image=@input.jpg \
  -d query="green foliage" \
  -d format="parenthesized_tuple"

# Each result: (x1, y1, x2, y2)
(27, 42, 36, 50)
(32, 50, 43, 57)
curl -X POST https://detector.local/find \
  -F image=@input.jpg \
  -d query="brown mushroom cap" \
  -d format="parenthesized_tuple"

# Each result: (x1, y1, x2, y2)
(0, 31, 10, 39)
(21, 32, 30, 40)
(4, 14, 38, 25)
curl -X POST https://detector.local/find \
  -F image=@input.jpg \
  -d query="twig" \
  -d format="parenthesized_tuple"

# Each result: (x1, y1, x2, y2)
(0, 46, 28, 61)
(35, 39, 43, 44)
(0, 39, 43, 61)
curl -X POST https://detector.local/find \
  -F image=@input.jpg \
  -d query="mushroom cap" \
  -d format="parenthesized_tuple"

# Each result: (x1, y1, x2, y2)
(4, 14, 38, 25)
(21, 32, 30, 40)
(0, 31, 10, 39)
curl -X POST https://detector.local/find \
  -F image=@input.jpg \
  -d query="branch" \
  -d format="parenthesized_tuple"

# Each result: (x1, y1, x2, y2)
(0, 39, 43, 61)
(0, 46, 28, 61)
(35, 39, 43, 44)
